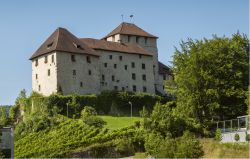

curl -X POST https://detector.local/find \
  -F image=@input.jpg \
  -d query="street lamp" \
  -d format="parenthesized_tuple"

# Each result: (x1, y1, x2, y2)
(128, 101, 132, 118)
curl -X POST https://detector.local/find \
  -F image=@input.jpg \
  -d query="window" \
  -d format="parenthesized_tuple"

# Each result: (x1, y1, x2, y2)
(112, 75, 115, 81)
(48, 69, 50, 76)
(143, 86, 147, 92)
(124, 65, 128, 70)
(73, 43, 84, 50)
(114, 64, 117, 69)
(35, 59, 38, 66)
(38, 85, 41, 91)
(71, 55, 76, 62)
(36, 74, 38, 79)
(47, 42, 53, 49)
(114, 86, 118, 91)
(133, 85, 136, 92)
(73, 70, 76, 75)
(102, 74, 105, 81)
(139, 55, 142, 59)
(119, 56, 123, 61)
(109, 55, 112, 59)
(122, 87, 125, 91)
(52, 55, 54, 63)
(112, 35, 115, 42)
(145, 37, 148, 44)
(44, 56, 48, 63)
(142, 63, 145, 69)
(80, 82, 83, 87)
(132, 73, 136, 80)
(163, 75, 166, 80)
(142, 74, 146, 81)
(104, 63, 107, 67)
(88, 70, 92, 75)
(131, 62, 135, 68)
(128, 35, 131, 42)
(86, 56, 91, 63)
(136, 36, 139, 43)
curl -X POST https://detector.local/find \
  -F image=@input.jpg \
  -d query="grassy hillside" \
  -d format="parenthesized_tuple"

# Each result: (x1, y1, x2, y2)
(100, 116, 141, 130)
(200, 138, 249, 158)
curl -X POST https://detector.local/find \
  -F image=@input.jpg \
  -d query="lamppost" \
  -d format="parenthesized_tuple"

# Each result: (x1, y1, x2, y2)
(66, 102, 69, 118)
(128, 101, 132, 118)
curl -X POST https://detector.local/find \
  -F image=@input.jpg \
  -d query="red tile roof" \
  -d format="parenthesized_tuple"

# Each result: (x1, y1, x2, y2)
(159, 61, 171, 75)
(102, 22, 158, 39)
(30, 28, 99, 60)
(81, 38, 153, 56)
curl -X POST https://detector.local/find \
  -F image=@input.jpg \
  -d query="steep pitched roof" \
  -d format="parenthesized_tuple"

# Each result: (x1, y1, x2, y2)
(30, 28, 99, 60)
(159, 61, 172, 75)
(102, 22, 158, 39)
(80, 38, 153, 56)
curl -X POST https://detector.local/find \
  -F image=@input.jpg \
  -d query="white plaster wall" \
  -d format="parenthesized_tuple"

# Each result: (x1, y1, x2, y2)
(32, 52, 57, 96)
(56, 51, 100, 95)
(98, 50, 155, 94)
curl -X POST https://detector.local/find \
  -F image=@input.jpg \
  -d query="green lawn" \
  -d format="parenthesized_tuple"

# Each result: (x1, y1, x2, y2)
(99, 116, 141, 130)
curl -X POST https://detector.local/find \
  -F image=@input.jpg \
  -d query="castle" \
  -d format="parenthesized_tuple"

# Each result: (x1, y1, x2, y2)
(30, 22, 171, 96)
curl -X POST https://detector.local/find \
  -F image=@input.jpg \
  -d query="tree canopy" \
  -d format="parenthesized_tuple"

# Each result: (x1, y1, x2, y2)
(172, 33, 249, 129)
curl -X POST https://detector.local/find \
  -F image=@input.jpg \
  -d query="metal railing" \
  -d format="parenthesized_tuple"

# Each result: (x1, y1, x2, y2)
(216, 115, 249, 133)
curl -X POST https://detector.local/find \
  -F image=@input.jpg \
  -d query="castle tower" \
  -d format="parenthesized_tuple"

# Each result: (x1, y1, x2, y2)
(102, 22, 163, 94)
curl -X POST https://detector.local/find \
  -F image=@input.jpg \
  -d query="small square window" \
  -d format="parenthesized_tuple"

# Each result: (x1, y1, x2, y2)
(73, 70, 76, 75)
(35, 59, 38, 66)
(86, 56, 91, 63)
(36, 74, 38, 79)
(80, 82, 83, 87)
(102, 75, 105, 81)
(44, 56, 48, 63)
(142, 74, 146, 81)
(104, 63, 107, 67)
(38, 85, 41, 91)
(52, 55, 54, 63)
(142, 63, 145, 69)
(133, 85, 136, 92)
(131, 62, 135, 68)
(119, 56, 123, 61)
(71, 55, 76, 62)
(124, 65, 128, 70)
(139, 55, 142, 59)
(88, 70, 92, 75)
(109, 55, 112, 59)
(48, 69, 50, 76)
(132, 73, 136, 80)
(143, 86, 147, 92)
(112, 75, 115, 81)
(136, 37, 139, 43)
(114, 64, 117, 69)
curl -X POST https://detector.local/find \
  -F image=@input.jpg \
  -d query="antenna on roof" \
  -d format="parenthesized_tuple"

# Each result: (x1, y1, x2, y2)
(130, 14, 134, 23)
(121, 14, 124, 22)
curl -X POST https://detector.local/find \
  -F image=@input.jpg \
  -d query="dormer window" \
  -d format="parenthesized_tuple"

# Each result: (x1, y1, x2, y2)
(47, 42, 53, 49)
(73, 42, 84, 50)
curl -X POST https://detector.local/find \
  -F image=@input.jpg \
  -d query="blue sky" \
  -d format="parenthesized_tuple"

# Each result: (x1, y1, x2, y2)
(0, 0, 249, 105)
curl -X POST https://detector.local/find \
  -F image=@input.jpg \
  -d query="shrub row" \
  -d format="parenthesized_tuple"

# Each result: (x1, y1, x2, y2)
(26, 91, 169, 118)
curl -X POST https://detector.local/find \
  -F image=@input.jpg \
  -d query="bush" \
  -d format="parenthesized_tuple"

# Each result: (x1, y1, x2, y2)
(175, 131, 204, 158)
(81, 106, 106, 128)
(245, 133, 250, 142)
(214, 129, 222, 141)
(234, 133, 240, 142)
